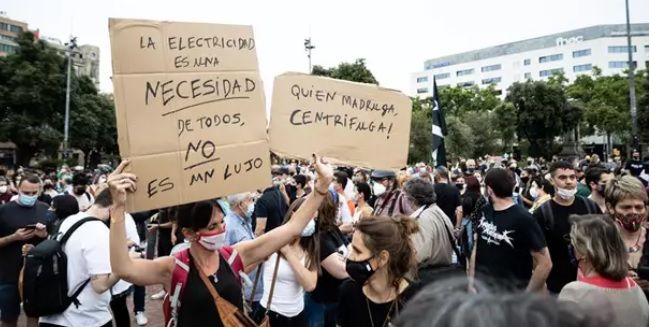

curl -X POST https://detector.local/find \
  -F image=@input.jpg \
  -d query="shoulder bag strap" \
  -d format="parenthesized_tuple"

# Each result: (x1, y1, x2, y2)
(264, 252, 282, 312)
(249, 263, 263, 303)
(440, 214, 462, 262)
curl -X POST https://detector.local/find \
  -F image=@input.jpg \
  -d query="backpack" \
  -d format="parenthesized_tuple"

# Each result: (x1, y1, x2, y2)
(22, 217, 100, 317)
(163, 246, 244, 327)
(539, 196, 599, 231)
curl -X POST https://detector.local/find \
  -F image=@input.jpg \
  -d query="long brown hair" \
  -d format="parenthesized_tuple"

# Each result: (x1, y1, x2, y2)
(355, 216, 419, 289)
(283, 197, 320, 272)
(316, 191, 339, 233)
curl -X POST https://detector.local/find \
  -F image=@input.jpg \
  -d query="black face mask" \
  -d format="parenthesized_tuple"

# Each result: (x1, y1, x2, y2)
(456, 183, 465, 191)
(521, 176, 529, 184)
(345, 257, 375, 285)
(74, 186, 87, 196)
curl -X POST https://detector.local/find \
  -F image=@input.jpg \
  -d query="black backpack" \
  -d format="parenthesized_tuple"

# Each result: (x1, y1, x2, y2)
(539, 196, 599, 231)
(22, 217, 100, 317)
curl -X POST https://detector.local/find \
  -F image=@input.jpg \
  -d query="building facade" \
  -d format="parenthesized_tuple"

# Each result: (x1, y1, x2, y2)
(0, 12, 28, 56)
(42, 37, 101, 88)
(411, 24, 649, 98)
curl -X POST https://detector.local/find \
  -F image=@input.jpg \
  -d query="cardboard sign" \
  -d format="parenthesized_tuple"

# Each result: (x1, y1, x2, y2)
(269, 73, 412, 170)
(109, 18, 270, 212)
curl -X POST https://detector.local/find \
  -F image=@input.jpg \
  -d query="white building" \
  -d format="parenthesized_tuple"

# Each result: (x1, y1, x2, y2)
(42, 36, 101, 88)
(411, 24, 649, 98)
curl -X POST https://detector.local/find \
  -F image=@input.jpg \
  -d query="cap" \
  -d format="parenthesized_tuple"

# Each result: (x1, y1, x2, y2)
(370, 170, 396, 180)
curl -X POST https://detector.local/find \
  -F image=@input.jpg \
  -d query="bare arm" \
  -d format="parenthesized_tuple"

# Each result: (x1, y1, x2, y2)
(0, 234, 17, 249)
(455, 206, 463, 228)
(254, 217, 267, 237)
(90, 273, 121, 294)
(281, 246, 317, 292)
(321, 253, 349, 280)
(526, 247, 552, 292)
(236, 155, 333, 270)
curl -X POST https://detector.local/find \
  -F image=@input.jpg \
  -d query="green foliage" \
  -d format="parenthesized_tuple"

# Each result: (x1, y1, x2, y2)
(407, 98, 432, 164)
(462, 110, 501, 158)
(493, 102, 518, 150)
(311, 58, 378, 84)
(445, 115, 474, 161)
(438, 85, 501, 118)
(507, 80, 581, 158)
(639, 72, 649, 143)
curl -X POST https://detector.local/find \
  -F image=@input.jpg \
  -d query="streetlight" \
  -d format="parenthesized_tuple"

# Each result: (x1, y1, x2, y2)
(624, 0, 638, 151)
(304, 37, 315, 73)
(63, 36, 78, 158)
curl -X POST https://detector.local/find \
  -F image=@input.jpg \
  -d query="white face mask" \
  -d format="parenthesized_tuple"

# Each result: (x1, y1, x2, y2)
(373, 182, 386, 197)
(197, 230, 226, 251)
(529, 186, 539, 199)
(556, 187, 577, 200)
(0, 186, 7, 193)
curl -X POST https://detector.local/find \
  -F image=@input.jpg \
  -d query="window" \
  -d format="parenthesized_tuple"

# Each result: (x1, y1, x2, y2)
(482, 77, 502, 85)
(0, 23, 8, 32)
(539, 68, 564, 77)
(416, 76, 428, 83)
(416, 87, 428, 94)
(524, 72, 532, 79)
(0, 34, 14, 41)
(8, 25, 23, 33)
(524, 59, 531, 66)
(0, 44, 15, 54)
(457, 81, 475, 87)
(572, 49, 591, 58)
(645, 45, 649, 52)
(539, 54, 563, 63)
(609, 61, 636, 69)
(608, 46, 637, 53)
(573, 64, 592, 73)
(481, 64, 502, 72)
(434, 72, 450, 80)
(456, 68, 474, 77)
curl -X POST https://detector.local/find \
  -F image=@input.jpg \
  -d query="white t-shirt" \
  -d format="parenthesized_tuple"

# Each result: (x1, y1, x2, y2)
(260, 252, 306, 317)
(112, 213, 140, 295)
(69, 191, 94, 211)
(39, 212, 113, 327)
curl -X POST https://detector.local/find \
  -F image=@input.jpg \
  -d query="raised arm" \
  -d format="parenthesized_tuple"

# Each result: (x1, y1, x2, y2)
(236, 154, 333, 270)
(108, 161, 174, 288)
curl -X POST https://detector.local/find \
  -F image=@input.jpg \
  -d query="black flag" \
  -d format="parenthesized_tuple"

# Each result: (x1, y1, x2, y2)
(431, 78, 447, 168)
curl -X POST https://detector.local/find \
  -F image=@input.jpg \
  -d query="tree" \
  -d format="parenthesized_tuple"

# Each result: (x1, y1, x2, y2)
(638, 72, 649, 143)
(0, 32, 66, 166)
(311, 58, 378, 84)
(439, 85, 501, 118)
(445, 115, 474, 161)
(407, 98, 432, 164)
(462, 111, 500, 158)
(506, 80, 581, 158)
(493, 102, 518, 151)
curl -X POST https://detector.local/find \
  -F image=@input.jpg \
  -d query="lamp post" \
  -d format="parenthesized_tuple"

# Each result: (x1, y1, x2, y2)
(304, 38, 315, 73)
(63, 36, 78, 158)
(624, 0, 638, 151)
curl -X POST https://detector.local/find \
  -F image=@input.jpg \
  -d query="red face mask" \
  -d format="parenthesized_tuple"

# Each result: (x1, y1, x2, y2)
(615, 213, 645, 232)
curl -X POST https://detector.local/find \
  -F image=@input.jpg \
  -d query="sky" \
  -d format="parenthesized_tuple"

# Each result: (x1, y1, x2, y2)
(4, 0, 649, 102)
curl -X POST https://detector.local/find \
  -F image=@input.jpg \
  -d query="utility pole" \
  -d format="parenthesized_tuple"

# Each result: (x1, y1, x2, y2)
(63, 36, 78, 158)
(304, 37, 315, 73)
(625, 0, 639, 151)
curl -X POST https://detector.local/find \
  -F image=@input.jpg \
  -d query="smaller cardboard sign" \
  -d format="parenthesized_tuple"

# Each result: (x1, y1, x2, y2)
(269, 73, 412, 170)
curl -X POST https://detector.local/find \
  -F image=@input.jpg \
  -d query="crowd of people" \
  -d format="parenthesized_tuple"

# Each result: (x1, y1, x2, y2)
(1, 150, 649, 327)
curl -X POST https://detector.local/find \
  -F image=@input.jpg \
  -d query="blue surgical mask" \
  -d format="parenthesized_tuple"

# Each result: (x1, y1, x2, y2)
(19, 193, 37, 207)
(301, 219, 316, 237)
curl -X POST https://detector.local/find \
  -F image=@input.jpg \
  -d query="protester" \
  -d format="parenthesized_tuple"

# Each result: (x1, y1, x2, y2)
(305, 191, 348, 327)
(146, 207, 174, 300)
(604, 176, 649, 297)
(528, 176, 553, 213)
(254, 169, 290, 235)
(39, 188, 121, 327)
(533, 161, 600, 294)
(519, 168, 535, 208)
(108, 156, 333, 327)
(69, 174, 94, 211)
(626, 149, 645, 177)
(586, 166, 613, 213)
(337, 216, 419, 327)
(332, 171, 354, 223)
(352, 182, 373, 222)
(109, 210, 141, 327)
(293, 174, 311, 201)
(49, 194, 80, 233)
(261, 197, 319, 327)
(0, 177, 14, 205)
(458, 176, 483, 262)
(559, 214, 649, 327)
(432, 167, 461, 227)
(371, 170, 412, 217)
(471, 168, 552, 291)
(0, 174, 49, 327)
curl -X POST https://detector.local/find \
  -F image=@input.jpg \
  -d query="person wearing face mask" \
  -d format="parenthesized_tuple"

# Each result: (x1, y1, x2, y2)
(625, 149, 645, 178)
(533, 161, 601, 294)
(519, 168, 535, 209)
(69, 174, 94, 212)
(559, 214, 649, 327)
(0, 174, 49, 327)
(371, 170, 413, 218)
(224, 192, 265, 321)
(528, 177, 553, 214)
(336, 216, 419, 327)
(604, 176, 649, 298)
(0, 177, 13, 205)
(585, 167, 613, 213)
(260, 197, 319, 327)
(108, 156, 334, 327)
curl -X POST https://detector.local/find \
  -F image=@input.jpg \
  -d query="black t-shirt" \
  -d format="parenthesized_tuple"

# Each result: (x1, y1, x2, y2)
(310, 228, 349, 303)
(626, 160, 645, 177)
(434, 183, 460, 225)
(336, 279, 419, 327)
(177, 253, 243, 327)
(0, 201, 50, 283)
(475, 204, 546, 289)
(253, 187, 288, 233)
(533, 198, 601, 293)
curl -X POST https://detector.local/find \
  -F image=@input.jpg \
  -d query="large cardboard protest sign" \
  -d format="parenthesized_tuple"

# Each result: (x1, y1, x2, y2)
(109, 18, 270, 212)
(269, 73, 412, 170)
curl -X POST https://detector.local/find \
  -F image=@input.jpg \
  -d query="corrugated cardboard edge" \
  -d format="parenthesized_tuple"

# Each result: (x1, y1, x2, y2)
(274, 71, 406, 94)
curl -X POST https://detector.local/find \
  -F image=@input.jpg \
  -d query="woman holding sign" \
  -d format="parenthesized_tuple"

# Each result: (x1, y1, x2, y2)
(107, 155, 333, 327)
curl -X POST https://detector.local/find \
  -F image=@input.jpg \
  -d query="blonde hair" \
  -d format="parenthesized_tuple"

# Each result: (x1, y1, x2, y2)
(604, 175, 648, 208)
(569, 214, 628, 280)
(396, 171, 411, 189)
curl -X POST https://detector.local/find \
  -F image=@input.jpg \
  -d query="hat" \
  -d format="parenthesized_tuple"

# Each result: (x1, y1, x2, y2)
(371, 170, 396, 180)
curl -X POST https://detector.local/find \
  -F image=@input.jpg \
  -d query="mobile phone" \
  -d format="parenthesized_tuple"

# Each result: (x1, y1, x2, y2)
(24, 224, 37, 230)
